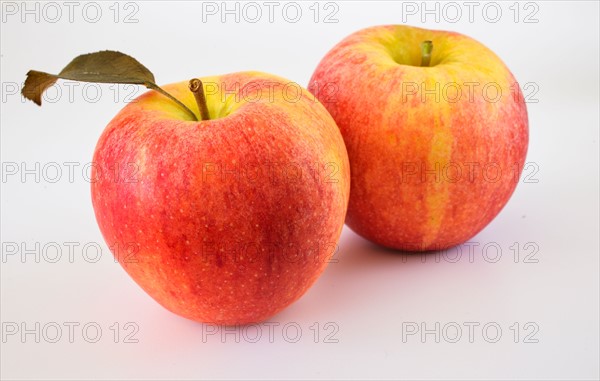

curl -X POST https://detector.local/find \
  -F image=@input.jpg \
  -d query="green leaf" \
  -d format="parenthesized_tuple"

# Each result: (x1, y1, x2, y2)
(22, 50, 197, 120)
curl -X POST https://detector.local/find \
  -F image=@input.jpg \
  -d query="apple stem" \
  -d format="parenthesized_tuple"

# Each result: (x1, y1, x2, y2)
(189, 79, 211, 121)
(420, 40, 433, 67)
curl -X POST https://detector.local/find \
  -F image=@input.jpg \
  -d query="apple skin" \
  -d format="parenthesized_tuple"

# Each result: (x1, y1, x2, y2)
(308, 25, 528, 251)
(91, 72, 350, 325)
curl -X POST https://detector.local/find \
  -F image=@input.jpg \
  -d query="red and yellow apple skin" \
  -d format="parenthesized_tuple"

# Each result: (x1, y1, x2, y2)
(91, 72, 350, 325)
(308, 25, 528, 251)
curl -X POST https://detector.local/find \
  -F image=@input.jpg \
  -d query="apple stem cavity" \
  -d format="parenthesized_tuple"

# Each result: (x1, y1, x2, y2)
(146, 83, 198, 121)
(189, 79, 211, 121)
(420, 40, 433, 67)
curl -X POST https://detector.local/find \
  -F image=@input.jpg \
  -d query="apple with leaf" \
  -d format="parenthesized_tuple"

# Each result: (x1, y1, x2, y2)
(23, 51, 350, 324)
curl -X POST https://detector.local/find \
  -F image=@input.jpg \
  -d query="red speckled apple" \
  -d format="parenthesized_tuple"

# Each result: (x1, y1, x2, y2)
(91, 72, 350, 324)
(308, 25, 528, 251)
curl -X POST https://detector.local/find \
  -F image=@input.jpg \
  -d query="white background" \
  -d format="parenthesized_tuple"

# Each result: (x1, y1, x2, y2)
(1, 1, 599, 379)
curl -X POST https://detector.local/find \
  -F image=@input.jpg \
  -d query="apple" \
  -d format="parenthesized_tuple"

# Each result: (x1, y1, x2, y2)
(308, 25, 528, 251)
(91, 71, 350, 324)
